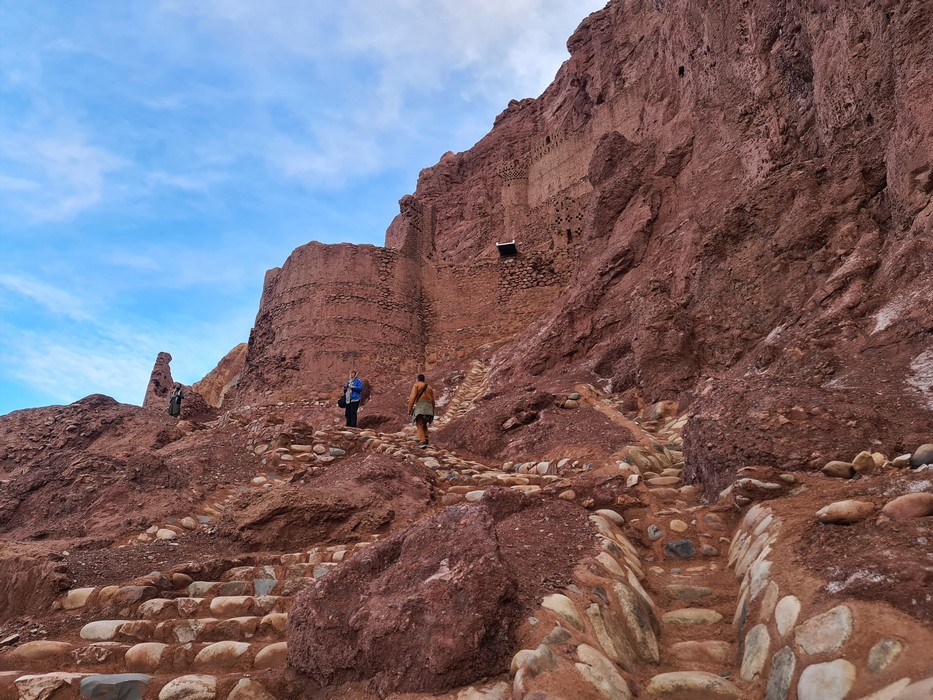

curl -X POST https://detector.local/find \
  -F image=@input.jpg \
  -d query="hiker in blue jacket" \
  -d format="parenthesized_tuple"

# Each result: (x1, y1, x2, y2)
(343, 370, 364, 427)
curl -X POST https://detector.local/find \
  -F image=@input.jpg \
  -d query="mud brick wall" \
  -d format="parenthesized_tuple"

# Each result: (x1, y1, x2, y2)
(234, 242, 423, 403)
(527, 130, 595, 207)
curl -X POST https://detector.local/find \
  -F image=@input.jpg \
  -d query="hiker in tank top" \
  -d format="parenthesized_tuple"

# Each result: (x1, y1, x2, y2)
(407, 373, 435, 448)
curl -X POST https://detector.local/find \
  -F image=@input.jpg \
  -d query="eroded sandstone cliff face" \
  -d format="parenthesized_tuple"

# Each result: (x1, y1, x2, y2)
(213, 0, 930, 493)
(192, 343, 247, 408)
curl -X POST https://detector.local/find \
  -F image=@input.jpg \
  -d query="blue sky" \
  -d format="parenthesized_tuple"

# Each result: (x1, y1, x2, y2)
(0, 0, 605, 415)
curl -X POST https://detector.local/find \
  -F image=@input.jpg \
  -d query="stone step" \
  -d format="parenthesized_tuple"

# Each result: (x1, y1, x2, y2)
(61, 547, 364, 614)
(186, 576, 320, 598)
(137, 595, 293, 621)
(646, 671, 744, 698)
(76, 613, 286, 645)
(661, 608, 726, 627)
(69, 583, 303, 617)
(1, 670, 285, 700)
(668, 639, 733, 664)
(1, 639, 287, 675)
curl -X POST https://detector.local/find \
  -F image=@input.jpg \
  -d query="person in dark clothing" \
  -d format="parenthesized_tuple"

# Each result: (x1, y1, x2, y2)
(343, 370, 364, 427)
(168, 383, 183, 417)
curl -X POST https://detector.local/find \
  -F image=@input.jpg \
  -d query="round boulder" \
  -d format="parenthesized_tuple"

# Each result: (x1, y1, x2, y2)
(910, 444, 933, 467)
(287, 488, 592, 696)
(816, 500, 875, 525)
(851, 451, 875, 475)
(821, 461, 854, 479)
(880, 493, 933, 521)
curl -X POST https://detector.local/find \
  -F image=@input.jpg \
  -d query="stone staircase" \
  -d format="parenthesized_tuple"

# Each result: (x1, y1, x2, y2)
(433, 359, 491, 426)
(7, 388, 927, 698)
(0, 542, 371, 699)
(640, 509, 749, 698)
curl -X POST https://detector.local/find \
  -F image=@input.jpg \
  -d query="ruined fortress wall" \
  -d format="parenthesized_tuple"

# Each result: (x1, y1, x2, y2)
(527, 130, 595, 207)
(416, 158, 589, 369)
(235, 242, 423, 402)
(423, 245, 574, 369)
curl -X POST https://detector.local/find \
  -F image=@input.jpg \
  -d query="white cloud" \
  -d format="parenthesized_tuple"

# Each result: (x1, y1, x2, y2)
(150, 0, 607, 180)
(5, 336, 154, 406)
(0, 174, 39, 192)
(0, 130, 126, 222)
(0, 273, 92, 321)
(145, 170, 229, 194)
(267, 125, 384, 187)
(0, 306, 256, 406)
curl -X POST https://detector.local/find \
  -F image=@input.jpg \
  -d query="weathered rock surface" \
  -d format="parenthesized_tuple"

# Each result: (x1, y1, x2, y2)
(217, 453, 437, 550)
(287, 488, 593, 695)
(162, 0, 933, 500)
(192, 343, 248, 409)
(142, 352, 212, 419)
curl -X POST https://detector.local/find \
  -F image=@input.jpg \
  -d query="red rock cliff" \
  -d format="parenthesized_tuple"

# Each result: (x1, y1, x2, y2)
(223, 0, 931, 494)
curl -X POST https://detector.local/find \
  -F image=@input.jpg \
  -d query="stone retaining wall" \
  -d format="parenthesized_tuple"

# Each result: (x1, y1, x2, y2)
(729, 504, 933, 700)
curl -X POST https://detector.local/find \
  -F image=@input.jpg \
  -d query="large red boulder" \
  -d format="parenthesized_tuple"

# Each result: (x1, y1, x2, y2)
(287, 488, 595, 695)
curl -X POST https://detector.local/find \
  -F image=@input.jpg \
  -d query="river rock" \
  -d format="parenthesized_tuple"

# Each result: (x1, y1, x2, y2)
(646, 671, 742, 698)
(794, 605, 852, 655)
(254, 642, 287, 670)
(880, 492, 933, 520)
(663, 608, 723, 626)
(816, 500, 875, 524)
(665, 584, 713, 602)
(79, 674, 152, 700)
(7, 640, 74, 661)
(821, 461, 854, 479)
(227, 679, 276, 700)
(125, 643, 169, 673)
(575, 644, 632, 700)
(541, 593, 584, 631)
(775, 595, 801, 638)
(158, 675, 217, 700)
(670, 640, 731, 663)
(867, 639, 902, 673)
(740, 624, 771, 681)
(910, 444, 933, 467)
(852, 451, 876, 475)
(14, 673, 83, 700)
(797, 659, 856, 700)
(664, 540, 695, 558)
(192, 641, 250, 669)
(765, 646, 796, 700)
(898, 678, 933, 699)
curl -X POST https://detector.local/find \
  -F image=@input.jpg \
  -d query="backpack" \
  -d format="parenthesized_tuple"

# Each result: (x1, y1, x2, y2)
(359, 378, 372, 406)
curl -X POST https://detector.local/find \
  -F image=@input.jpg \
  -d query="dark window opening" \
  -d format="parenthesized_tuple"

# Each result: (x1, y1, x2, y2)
(678, 65, 685, 78)
(566, 228, 573, 243)
(866, 113, 874, 126)
(545, 135, 551, 145)
(496, 240, 518, 257)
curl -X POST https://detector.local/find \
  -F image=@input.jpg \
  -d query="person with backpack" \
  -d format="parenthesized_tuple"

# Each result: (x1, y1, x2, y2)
(343, 370, 364, 427)
(407, 373, 435, 448)
(167, 383, 183, 418)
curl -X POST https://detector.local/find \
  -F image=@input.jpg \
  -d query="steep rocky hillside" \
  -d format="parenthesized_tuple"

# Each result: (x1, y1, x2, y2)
(201, 0, 933, 497)
(1, 1, 932, 698)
